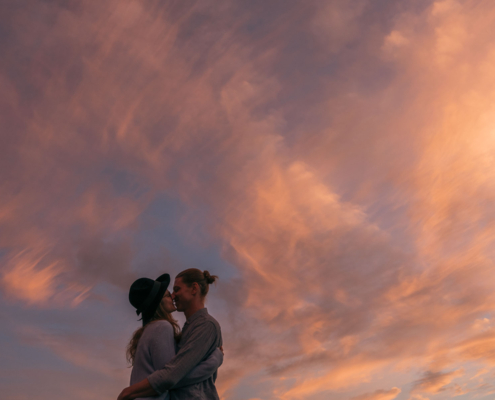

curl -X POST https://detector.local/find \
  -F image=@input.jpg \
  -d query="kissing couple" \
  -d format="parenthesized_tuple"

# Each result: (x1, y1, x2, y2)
(118, 268, 223, 400)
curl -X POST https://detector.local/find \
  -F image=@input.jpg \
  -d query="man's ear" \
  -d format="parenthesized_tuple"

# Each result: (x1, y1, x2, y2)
(191, 282, 199, 295)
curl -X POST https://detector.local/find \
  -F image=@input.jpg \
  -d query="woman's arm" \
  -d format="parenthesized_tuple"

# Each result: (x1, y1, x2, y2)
(117, 379, 156, 400)
(171, 347, 224, 389)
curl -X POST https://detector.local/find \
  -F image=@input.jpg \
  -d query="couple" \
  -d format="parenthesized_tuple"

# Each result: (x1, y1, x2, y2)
(118, 268, 223, 400)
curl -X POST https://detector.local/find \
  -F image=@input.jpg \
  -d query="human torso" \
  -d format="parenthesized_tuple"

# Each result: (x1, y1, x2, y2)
(130, 321, 176, 400)
(170, 308, 223, 400)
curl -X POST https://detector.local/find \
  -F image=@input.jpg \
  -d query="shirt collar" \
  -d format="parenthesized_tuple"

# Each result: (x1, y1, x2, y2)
(184, 307, 208, 326)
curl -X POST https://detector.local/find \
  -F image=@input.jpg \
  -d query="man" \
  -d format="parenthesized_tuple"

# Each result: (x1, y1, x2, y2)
(118, 268, 222, 400)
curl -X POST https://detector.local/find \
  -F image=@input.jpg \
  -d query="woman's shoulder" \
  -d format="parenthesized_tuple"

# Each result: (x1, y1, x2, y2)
(140, 320, 177, 354)
(142, 320, 175, 338)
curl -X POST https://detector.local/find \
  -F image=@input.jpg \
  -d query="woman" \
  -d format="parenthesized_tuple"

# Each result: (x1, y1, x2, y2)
(127, 273, 223, 400)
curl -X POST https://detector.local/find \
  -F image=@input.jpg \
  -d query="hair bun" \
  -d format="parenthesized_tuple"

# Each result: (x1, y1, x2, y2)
(203, 270, 217, 284)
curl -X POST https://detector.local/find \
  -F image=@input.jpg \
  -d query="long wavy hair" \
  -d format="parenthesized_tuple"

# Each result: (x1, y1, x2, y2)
(126, 299, 181, 366)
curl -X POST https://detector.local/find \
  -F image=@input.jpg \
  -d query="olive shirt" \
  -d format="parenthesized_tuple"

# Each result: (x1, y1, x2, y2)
(130, 320, 223, 400)
(148, 308, 223, 400)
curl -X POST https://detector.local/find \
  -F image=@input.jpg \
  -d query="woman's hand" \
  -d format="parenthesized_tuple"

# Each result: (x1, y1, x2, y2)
(117, 387, 132, 400)
(219, 346, 224, 355)
(117, 379, 157, 400)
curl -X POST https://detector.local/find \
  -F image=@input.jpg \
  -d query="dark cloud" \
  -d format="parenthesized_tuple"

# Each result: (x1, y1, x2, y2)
(411, 369, 464, 394)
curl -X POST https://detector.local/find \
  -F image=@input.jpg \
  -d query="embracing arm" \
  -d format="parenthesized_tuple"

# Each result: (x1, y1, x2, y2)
(172, 347, 224, 388)
(147, 321, 218, 394)
(117, 380, 156, 400)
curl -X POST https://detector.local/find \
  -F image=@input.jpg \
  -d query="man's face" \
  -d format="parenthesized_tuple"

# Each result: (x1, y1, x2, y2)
(172, 277, 194, 312)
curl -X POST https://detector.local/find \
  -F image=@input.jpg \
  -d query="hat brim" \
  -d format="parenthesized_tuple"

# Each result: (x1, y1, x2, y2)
(156, 273, 170, 285)
(141, 273, 170, 325)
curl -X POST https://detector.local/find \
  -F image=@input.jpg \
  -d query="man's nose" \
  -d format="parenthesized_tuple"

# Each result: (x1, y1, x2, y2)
(171, 292, 176, 300)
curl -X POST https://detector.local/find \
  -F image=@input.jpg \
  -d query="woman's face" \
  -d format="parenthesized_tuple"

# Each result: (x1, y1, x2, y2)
(162, 290, 176, 313)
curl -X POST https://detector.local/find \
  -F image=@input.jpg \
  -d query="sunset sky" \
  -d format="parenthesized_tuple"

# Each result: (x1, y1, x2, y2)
(2, 1, 495, 399)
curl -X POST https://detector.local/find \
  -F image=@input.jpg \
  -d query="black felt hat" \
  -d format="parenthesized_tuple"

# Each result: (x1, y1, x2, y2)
(128, 273, 170, 325)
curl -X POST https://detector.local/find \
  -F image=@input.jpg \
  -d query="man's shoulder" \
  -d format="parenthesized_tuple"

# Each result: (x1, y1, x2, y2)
(204, 313, 221, 329)
(196, 310, 221, 329)
(188, 311, 221, 336)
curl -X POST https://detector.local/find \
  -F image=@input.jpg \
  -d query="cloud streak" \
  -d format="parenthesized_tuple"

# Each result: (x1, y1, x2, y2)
(1, 0, 495, 399)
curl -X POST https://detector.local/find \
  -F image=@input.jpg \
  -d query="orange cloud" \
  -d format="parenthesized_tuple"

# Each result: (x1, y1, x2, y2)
(411, 369, 464, 394)
(3, 0, 495, 399)
(1, 246, 90, 306)
(351, 387, 401, 400)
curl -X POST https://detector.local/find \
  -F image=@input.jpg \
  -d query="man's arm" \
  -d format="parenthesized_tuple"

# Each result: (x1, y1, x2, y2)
(147, 321, 218, 394)
(172, 347, 224, 389)
(117, 350, 223, 400)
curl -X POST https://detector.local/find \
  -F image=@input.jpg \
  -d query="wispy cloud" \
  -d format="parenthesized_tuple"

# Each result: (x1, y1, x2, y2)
(352, 387, 401, 400)
(2, 0, 495, 399)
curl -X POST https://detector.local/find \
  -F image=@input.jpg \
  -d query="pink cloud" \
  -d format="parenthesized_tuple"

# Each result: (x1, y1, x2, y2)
(352, 387, 401, 400)
(2, 1, 495, 399)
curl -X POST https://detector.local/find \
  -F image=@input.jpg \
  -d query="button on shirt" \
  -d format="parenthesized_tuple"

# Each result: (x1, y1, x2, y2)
(148, 308, 223, 400)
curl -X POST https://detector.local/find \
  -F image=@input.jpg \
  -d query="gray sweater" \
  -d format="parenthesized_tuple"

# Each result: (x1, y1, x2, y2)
(130, 320, 223, 400)
(148, 308, 222, 400)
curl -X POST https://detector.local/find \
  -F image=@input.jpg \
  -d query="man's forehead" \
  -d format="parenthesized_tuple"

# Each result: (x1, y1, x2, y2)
(173, 277, 184, 286)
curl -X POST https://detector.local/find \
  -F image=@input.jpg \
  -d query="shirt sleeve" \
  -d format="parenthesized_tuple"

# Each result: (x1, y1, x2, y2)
(147, 321, 176, 371)
(172, 347, 223, 389)
(147, 320, 217, 394)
